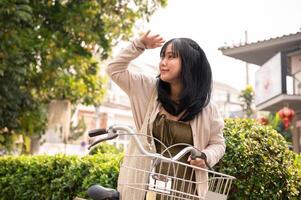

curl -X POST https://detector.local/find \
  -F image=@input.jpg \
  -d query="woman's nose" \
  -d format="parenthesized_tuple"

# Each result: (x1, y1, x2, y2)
(160, 58, 167, 66)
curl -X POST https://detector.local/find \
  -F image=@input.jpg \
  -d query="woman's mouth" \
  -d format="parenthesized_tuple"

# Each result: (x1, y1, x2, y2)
(160, 69, 169, 73)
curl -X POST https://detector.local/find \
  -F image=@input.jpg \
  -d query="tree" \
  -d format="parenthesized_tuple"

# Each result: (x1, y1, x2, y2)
(68, 116, 86, 142)
(0, 0, 167, 153)
(239, 85, 255, 118)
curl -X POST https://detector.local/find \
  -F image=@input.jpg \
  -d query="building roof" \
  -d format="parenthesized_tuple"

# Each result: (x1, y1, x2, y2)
(213, 81, 240, 94)
(219, 31, 301, 66)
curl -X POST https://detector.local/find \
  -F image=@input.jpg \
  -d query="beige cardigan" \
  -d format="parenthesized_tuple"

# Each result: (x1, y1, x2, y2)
(106, 38, 225, 200)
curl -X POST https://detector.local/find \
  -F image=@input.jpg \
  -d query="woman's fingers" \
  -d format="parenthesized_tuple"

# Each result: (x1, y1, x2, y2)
(154, 37, 165, 43)
(149, 34, 160, 40)
(151, 37, 165, 48)
(188, 156, 206, 168)
(187, 155, 191, 162)
(150, 35, 164, 43)
(143, 30, 151, 39)
(155, 42, 165, 47)
(140, 30, 165, 49)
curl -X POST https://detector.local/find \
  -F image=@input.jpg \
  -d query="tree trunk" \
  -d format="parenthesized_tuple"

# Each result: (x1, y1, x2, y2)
(30, 135, 41, 154)
(40, 100, 71, 154)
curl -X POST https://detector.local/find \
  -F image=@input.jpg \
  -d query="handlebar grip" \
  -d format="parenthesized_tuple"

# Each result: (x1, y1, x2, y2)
(190, 149, 207, 160)
(190, 149, 212, 170)
(88, 134, 118, 150)
(88, 128, 108, 137)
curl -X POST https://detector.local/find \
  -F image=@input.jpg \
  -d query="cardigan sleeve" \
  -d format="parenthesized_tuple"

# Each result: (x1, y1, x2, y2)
(106, 38, 157, 130)
(201, 102, 226, 167)
(106, 38, 156, 97)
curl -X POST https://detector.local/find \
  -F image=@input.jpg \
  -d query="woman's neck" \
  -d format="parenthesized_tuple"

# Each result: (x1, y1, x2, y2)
(170, 82, 183, 102)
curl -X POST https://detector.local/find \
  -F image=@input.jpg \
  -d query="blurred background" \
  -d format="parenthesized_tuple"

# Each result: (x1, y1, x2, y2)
(1, 0, 301, 155)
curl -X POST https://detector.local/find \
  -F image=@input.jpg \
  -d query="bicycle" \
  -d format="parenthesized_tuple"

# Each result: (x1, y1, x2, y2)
(80, 124, 235, 200)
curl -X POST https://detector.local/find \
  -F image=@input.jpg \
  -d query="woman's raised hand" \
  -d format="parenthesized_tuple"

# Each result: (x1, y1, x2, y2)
(140, 30, 165, 49)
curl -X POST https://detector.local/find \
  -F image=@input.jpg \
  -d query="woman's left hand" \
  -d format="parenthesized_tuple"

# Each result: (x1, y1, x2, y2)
(187, 156, 206, 168)
(140, 30, 165, 49)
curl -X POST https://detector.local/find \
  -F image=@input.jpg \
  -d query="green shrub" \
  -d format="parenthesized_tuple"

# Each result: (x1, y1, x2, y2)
(0, 153, 123, 200)
(216, 118, 301, 200)
(89, 142, 122, 155)
(1, 119, 301, 199)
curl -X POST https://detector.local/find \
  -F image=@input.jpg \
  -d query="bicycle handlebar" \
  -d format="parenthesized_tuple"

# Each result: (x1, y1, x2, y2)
(88, 125, 134, 150)
(88, 128, 108, 137)
(88, 124, 212, 169)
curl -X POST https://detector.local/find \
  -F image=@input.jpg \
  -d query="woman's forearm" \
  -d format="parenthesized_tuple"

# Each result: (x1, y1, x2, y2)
(106, 38, 146, 94)
(106, 38, 145, 79)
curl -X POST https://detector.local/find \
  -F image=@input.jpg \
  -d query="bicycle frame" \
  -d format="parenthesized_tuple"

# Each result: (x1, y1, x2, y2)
(86, 124, 235, 200)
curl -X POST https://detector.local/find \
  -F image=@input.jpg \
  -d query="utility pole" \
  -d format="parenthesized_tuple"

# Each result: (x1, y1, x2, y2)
(245, 30, 249, 85)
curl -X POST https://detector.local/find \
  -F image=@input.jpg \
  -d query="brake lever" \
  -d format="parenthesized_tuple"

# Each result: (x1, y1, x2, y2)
(88, 133, 118, 150)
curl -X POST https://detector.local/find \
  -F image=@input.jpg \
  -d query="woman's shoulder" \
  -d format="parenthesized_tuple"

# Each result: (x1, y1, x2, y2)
(193, 101, 221, 121)
(203, 100, 219, 112)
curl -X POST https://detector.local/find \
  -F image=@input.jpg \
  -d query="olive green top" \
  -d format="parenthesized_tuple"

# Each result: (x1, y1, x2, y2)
(153, 113, 197, 199)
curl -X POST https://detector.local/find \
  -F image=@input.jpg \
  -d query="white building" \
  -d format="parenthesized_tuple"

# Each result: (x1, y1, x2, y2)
(212, 82, 243, 118)
(219, 31, 301, 152)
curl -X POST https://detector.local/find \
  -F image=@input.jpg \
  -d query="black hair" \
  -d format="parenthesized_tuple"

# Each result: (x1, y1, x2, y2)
(157, 38, 212, 121)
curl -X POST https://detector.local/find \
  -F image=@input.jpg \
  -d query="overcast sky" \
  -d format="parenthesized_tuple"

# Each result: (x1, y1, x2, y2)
(130, 0, 301, 91)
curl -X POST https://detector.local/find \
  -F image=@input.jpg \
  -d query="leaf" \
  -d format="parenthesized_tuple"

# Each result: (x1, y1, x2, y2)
(15, 10, 32, 23)
(16, 4, 32, 13)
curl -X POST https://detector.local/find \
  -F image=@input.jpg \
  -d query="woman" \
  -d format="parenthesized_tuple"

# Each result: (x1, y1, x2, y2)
(106, 31, 225, 200)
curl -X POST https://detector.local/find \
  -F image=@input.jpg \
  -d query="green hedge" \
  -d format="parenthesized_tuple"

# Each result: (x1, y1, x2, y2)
(1, 119, 301, 199)
(0, 153, 122, 200)
(216, 118, 301, 200)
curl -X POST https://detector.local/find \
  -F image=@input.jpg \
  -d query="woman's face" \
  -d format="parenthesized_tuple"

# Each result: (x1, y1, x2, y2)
(159, 43, 182, 84)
